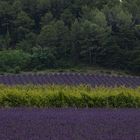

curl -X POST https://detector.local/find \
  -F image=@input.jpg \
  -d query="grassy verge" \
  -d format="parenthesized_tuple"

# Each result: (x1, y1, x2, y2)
(23, 66, 129, 76)
(0, 85, 139, 108)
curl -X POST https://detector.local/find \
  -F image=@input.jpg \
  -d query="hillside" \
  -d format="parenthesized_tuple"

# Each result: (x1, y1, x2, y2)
(0, 0, 139, 75)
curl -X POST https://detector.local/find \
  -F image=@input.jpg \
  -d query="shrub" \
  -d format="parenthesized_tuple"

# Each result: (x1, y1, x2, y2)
(0, 50, 31, 73)
(30, 48, 57, 70)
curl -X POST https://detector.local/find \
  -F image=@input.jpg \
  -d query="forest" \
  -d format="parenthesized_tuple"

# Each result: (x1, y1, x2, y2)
(0, 0, 140, 74)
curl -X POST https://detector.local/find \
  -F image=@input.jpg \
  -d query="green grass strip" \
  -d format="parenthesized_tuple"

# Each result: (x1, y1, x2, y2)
(0, 85, 140, 108)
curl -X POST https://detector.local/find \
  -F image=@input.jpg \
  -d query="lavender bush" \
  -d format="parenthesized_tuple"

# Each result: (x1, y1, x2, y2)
(0, 109, 139, 140)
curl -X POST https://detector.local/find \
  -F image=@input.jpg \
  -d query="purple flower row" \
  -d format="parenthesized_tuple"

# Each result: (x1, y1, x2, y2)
(0, 73, 140, 87)
(0, 108, 139, 140)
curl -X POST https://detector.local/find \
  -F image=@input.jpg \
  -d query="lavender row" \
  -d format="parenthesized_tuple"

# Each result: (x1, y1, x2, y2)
(0, 73, 140, 87)
(0, 109, 139, 140)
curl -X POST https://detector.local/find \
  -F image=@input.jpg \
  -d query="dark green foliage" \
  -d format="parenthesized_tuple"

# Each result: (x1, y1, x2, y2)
(0, 0, 139, 74)
(0, 50, 31, 73)
(30, 47, 57, 69)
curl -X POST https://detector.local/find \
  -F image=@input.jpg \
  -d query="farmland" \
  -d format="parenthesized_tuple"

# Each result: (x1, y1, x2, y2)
(0, 108, 139, 140)
(0, 75, 140, 139)
(0, 73, 140, 87)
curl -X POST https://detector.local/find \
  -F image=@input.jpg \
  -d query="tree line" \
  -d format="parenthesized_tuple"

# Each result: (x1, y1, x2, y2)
(0, 0, 140, 74)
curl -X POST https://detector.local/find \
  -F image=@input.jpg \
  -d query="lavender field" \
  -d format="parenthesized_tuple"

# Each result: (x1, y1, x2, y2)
(0, 108, 139, 140)
(0, 73, 140, 87)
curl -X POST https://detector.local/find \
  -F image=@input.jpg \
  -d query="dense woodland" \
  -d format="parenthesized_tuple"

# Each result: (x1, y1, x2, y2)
(0, 0, 140, 74)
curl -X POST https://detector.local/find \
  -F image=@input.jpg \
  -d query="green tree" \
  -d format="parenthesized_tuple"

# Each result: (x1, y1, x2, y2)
(0, 50, 31, 73)
(80, 8, 111, 64)
(41, 12, 53, 27)
(0, 0, 15, 38)
(16, 32, 37, 52)
(14, 11, 35, 41)
(30, 47, 56, 69)
(37, 20, 70, 59)
(70, 20, 83, 64)
(61, 9, 75, 27)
